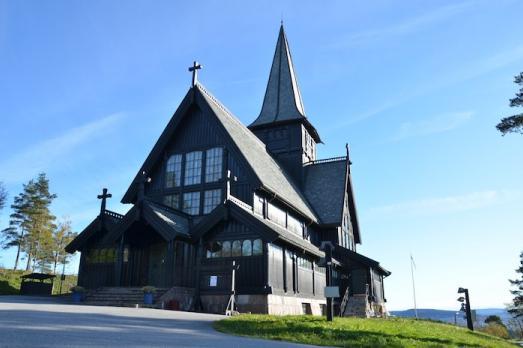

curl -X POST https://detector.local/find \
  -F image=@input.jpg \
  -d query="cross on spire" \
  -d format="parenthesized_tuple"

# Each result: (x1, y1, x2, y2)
(97, 188, 112, 215)
(189, 61, 202, 87)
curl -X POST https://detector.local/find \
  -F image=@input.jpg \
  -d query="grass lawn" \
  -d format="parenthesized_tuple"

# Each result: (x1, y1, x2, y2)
(214, 314, 517, 348)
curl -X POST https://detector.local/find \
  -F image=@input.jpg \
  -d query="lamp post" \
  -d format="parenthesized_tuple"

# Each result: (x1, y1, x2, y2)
(457, 287, 473, 331)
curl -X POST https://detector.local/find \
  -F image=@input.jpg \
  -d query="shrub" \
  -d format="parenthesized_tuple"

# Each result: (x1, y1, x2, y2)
(142, 286, 156, 294)
(70, 286, 85, 293)
(480, 323, 510, 339)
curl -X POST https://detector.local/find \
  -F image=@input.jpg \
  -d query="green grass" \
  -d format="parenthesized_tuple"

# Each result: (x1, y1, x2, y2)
(214, 314, 517, 348)
(0, 268, 77, 295)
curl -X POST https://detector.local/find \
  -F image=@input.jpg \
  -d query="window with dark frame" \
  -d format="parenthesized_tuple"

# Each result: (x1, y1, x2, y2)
(205, 147, 223, 183)
(182, 191, 200, 215)
(184, 151, 202, 185)
(164, 194, 180, 209)
(165, 154, 182, 187)
(203, 189, 221, 214)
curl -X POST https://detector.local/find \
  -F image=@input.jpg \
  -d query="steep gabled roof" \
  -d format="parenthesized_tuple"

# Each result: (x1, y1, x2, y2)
(303, 158, 347, 225)
(122, 83, 318, 223)
(65, 210, 123, 253)
(303, 157, 362, 243)
(249, 25, 321, 142)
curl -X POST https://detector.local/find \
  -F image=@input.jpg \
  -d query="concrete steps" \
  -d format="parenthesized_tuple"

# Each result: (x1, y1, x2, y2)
(84, 287, 169, 308)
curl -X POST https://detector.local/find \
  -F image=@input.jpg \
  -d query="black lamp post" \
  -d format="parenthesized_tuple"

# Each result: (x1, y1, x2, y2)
(457, 287, 473, 331)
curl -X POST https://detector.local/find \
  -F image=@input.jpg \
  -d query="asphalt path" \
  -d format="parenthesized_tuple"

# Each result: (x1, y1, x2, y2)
(0, 296, 322, 348)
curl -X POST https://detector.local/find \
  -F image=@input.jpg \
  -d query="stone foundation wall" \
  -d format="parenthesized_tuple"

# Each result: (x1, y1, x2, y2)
(200, 293, 326, 315)
(342, 294, 388, 318)
(158, 286, 195, 311)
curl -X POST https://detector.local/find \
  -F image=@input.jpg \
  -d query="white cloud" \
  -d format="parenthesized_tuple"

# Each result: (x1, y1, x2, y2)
(0, 113, 125, 183)
(366, 190, 520, 218)
(329, 2, 472, 48)
(392, 111, 473, 141)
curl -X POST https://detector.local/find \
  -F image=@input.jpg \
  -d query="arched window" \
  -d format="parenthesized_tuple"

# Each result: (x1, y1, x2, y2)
(232, 240, 242, 257)
(252, 239, 263, 255)
(222, 241, 231, 257)
(242, 240, 252, 256)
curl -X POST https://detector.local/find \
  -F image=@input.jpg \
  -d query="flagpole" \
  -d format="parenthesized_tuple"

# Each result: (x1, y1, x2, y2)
(410, 254, 418, 319)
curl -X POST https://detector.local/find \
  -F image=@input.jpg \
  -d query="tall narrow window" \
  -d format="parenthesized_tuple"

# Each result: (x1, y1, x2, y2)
(221, 241, 231, 257)
(252, 239, 263, 255)
(182, 191, 200, 215)
(203, 189, 221, 214)
(232, 240, 241, 257)
(205, 147, 223, 183)
(242, 240, 252, 256)
(165, 154, 182, 187)
(164, 194, 180, 209)
(184, 151, 202, 185)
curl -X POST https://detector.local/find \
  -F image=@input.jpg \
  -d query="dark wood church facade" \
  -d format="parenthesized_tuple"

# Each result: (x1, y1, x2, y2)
(66, 25, 390, 316)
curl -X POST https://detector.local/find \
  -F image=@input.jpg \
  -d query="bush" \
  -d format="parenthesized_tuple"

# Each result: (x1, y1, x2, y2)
(480, 323, 510, 339)
(142, 285, 156, 294)
(70, 286, 85, 293)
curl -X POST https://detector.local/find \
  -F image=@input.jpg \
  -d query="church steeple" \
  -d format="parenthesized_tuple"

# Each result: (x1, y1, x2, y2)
(250, 25, 319, 142)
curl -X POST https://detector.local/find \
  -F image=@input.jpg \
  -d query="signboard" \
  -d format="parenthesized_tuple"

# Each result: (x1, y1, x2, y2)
(324, 286, 339, 298)
(209, 276, 218, 287)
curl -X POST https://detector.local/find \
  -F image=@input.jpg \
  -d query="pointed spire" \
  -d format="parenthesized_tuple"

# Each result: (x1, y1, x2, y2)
(250, 24, 307, 127)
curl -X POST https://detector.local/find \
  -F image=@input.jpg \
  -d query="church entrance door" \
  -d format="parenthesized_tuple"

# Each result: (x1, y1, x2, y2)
(148, 242, 167, 287)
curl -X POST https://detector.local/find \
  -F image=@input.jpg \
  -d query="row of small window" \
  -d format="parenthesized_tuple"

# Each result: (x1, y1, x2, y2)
(85, 248, 117, 264)
(164, 189, 222, 215)
(166, 147, 223, 188)
(253, 195, 304, 237)
(206, 239, 263, 258)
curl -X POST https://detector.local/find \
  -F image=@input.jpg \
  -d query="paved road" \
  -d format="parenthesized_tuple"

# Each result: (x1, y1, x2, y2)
(0, 296, 319, 348)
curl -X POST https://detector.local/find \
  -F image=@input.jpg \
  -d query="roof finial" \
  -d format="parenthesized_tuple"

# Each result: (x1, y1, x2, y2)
(97, 188, 112, 215)
(137, 170, 151, 202)
(188, 61, 202, 87)
(346, 143, 352, 173)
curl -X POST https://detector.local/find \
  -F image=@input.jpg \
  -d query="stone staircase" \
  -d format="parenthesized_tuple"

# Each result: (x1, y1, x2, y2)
(84, 287, 169, 308)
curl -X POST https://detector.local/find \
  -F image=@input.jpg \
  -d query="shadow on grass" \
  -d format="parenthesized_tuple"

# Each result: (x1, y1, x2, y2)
(214, 319, 487, 348)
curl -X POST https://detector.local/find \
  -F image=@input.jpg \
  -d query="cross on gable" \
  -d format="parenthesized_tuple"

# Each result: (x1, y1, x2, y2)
(97, 188, 112, 214)
(188, 61, 202, 87)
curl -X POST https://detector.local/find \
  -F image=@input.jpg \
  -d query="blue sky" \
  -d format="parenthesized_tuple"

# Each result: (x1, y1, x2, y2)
(1, 0, 522, 311)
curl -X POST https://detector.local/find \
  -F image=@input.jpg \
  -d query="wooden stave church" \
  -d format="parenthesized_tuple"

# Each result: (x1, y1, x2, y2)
(66, 25, 390, 316)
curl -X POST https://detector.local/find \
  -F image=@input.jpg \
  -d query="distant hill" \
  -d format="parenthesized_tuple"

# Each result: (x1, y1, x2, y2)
(390, 308, 512, 326)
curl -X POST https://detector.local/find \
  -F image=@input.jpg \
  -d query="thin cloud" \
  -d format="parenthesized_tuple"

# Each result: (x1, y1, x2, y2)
(366, 190, 520, 218)
(329, 2, 472, 48)
(392, 111, 473, 141)
(329, 45, 523, 130)
(0, 113, 125, 183)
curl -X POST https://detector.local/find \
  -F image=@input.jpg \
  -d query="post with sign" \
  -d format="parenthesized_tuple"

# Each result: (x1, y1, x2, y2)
(457, 287, 474, 331)
(320, 241, 338, 322)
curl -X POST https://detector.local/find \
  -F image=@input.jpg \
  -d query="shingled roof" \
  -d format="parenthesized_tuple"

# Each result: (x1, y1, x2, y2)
(122, 82, 318, 223)
(196, 83, 318, 222)
(249, 25, 321, 142)
(65, 210, 123, 253)
(303, 158, 348, 225)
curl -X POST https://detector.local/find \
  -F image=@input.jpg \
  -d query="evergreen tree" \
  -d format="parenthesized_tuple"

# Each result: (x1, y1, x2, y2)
(0, 174, 57, 272)
(1, 183, 32, 270)
(24, 173, 57, 272)
(508, 251, 523, 318)
(497, 72, 523, 135)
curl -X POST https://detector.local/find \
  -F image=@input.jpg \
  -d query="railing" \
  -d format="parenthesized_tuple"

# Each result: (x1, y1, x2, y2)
(228, 195, 253, 212)
(339, 286, 350, 317)
(304, 156, 347, 166)
(104, 210, 124, 219)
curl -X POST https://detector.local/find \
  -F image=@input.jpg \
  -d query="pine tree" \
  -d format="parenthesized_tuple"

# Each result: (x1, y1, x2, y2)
(497, 72, 523, 135)
(1, 184, 32, 270)
(1, 174, 57, 272)
(508, 251, 523, 318)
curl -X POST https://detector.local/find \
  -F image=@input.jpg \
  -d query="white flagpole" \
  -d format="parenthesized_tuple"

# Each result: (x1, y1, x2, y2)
(410, 254, 418, 319)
